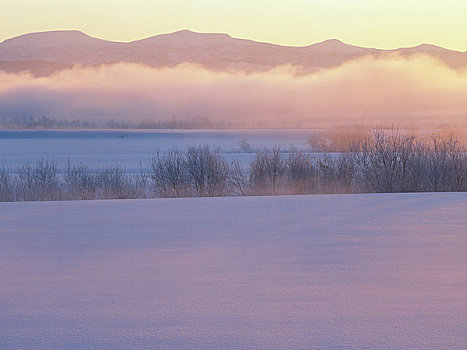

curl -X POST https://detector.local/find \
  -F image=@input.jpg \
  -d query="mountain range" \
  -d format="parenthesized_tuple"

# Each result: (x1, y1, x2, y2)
(1, 30, 466, 76)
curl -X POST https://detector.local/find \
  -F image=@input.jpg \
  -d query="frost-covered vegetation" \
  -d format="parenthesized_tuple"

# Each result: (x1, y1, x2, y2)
(0, 116, 227, 129)
(0, 130, 465, 201)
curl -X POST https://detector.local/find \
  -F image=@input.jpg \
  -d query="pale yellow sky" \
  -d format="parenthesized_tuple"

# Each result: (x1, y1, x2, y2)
(1, 0, 466, 51)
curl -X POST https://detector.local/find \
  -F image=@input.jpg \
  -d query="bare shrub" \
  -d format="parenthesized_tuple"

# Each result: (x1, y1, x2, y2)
(0, 164, 14, 202)
(16, 159, 60, 201)
(63, 162, 98, 200)
(228, 159, 250, 196)
(133, 160, 151, 199)
(427, 134, 466, 192)
(314, 154, 348, 193)
(185, 145, 229, 197)
(150, 149, 189, 198)
(97, 165, 136, 199)
(286, 151, 317, 194)
(238, 138, 254, 152)
(250, 146, 286, 195)
(0, 131, 464, 202)
(404, 139, 431, 192)
(353, 129, 414, 192)
(333, 153, 358, 193)
(352, 129, 466, 193)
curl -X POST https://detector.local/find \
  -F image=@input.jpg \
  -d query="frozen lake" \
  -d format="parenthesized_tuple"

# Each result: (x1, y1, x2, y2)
(1, 192, 466, 349)
(0, 129, 314, 171)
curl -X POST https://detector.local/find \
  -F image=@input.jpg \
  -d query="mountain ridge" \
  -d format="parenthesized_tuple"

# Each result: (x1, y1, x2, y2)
(1, 29, 463, 52)
(0, 29, 466, 76)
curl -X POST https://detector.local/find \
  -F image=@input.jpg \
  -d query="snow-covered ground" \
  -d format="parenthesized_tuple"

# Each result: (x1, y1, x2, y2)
(1, 192, 466, 349)
(0, 129, 314, 171)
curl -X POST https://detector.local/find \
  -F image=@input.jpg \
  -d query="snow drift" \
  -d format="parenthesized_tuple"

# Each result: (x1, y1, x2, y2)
(0, 193, 466, 348)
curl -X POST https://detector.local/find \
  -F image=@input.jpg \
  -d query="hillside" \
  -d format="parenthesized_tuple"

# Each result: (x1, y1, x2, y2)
(1, 192, 466, 348)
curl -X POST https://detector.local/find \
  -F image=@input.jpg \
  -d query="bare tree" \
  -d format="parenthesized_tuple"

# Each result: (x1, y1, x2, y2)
(286, 151, 316, 194)
(0, 164, 14, 202)
(151, 149, 188, 198)
(250, 146, 286, 195)
(353, 129, 411, 192)
(238, 138, 253, 152)
(133, 160, 150, 199)
(228, 159, 249, 196)
(334, 153, 357, 193)
(185, 145, 229, 197)
(97, 165, 136, 199)
(428, 134, 466, 192)
(0, 131, 464, 202)
(16, 159, 60, 201)
(63, 161, 97, 200)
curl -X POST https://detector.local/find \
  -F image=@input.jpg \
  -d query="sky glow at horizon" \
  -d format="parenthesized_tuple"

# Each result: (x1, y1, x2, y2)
(1, 0, 466, 51)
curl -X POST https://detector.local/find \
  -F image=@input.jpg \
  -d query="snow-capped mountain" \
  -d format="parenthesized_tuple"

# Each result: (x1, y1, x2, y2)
(0, 30, 465, 75)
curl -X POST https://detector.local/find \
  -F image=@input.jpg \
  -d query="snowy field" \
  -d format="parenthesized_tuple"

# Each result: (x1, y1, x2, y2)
(0, 129, 313, 171)
(1, 192, 466, 349)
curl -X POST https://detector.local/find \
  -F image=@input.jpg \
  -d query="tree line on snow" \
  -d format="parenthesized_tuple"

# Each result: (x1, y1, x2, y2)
(0, 130, 465, 202)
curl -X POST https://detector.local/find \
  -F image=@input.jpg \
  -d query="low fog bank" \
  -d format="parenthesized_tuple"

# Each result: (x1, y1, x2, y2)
(0, 54, 466, 129)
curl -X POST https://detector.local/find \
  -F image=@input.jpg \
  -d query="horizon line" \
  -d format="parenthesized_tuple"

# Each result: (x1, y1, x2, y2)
(1, 28, 465, 53)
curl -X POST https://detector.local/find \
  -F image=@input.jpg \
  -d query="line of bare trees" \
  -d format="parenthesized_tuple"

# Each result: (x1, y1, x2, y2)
(0, 131, 465, 202)
(0, 160, 148, 201)
(353, 130, 465, 192)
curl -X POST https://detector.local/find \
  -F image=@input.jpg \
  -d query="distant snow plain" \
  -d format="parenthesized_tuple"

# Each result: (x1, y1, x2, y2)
(1, 192, 466, 349)
(0, 129, 313, 171)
